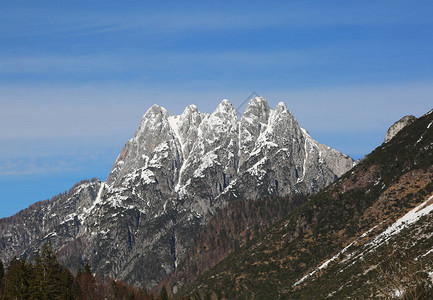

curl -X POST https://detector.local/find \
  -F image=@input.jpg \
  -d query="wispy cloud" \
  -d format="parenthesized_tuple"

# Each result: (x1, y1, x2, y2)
(0, 50, 317, 76)
(1, 80, 432, 142)
(0, 55, 143, 75)
(0, 137, 120, 177)
(0, 156, 83, 176)
(267, 80, 433, 132)
(1, 1, 431, 39)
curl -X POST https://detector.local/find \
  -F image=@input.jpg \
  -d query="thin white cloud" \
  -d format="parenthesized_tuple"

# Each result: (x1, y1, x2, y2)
(0, 104, 138, 139)
(1, 1, 431, 38)
(1, 80, 432, 141)
(0, 55, 142, 74)
(0, 45, 355, 78)
(267, 80, 433, 133)
(0, 49, 316, 73)
(0, 157, 83, 176)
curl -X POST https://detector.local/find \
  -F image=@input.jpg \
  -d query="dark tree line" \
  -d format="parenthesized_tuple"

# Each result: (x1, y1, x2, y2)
(162, 193, 308, 295)
(0, 243, 169, 300)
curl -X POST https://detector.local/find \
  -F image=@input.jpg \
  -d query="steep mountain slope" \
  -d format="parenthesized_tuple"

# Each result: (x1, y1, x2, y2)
(0, 97, 354, 290)
(160, 194, 308, 295)
(0, 179, 101, 264)
(181, 109, 433, 299)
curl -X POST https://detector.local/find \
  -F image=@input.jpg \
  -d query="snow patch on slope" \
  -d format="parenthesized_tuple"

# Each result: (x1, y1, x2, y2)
(141, 169, 156, 184)
(293, 224, 380, 287)
(369, 195, 433, 248)
(193, 152, 220, 178)
(168, 115, 185, 157)
(294, 194, 433, 287)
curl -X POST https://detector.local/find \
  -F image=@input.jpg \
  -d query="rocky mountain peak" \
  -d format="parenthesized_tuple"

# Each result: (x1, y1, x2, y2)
(195, 100, 238, 145)
(274, 101, 294, 119)
(170, 104, 205, 160)
(106, 103, 175, 187)
(211, 99, 238, 128)
(138, 103, 168, 125)
(239, 98, 271, 165)
(242, 97, 270, 120)
(264, 100, 301, 143)
(183, 104, 198, 114)
(276, 101, 288, 110)
(244, 96, 269, 108)
(135, 104, 171, 141)
(385, 115, 417, 143)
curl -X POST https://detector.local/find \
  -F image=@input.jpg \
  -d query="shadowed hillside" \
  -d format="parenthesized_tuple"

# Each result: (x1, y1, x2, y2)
(179, 109, 433, 299)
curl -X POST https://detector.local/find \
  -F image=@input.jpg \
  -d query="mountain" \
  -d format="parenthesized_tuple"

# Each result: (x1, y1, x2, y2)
(158, 193, 309, 295)
(180, 109, 433, 299)
(0, 97, 354, 290)
(384, 115, 416, 143)
(0, 179, 102, 266)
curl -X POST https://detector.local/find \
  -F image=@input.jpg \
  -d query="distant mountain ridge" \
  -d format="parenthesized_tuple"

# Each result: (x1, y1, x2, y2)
(0, 97, 354, 289)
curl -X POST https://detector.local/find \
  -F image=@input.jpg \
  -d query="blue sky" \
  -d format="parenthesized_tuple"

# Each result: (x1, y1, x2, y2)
(1, 0, 433, 218)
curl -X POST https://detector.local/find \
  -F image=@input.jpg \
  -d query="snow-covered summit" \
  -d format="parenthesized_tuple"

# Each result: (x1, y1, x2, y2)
(105, 97, 354, 203)
(83, 97, 354, 288)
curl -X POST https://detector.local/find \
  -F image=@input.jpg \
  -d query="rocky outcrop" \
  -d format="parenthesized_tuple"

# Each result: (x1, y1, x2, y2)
(0, 97, 355, 289)
(385, 115, 417, 143)
(0, 179, 101, 265)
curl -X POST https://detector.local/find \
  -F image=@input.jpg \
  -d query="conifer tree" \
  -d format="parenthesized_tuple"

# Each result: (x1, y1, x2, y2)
(59, 268, 76, 299)
(5, 257, 32, 299)
(111, 280, 121, 299)
(139, 286, 149, 298)
(0, 259, 4, 296)
(84, 261, 92, 276)
(77, 261, 97, 299)
(30, 242, 63, 298)
(159, 285, 169, 300)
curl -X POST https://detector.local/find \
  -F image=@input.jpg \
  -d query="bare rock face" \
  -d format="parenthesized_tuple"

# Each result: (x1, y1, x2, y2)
(385, 115, 417, 143)
(0, 97, 355, 290)
(0, 180, 101, 266)
(220, 100, 354, 202)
